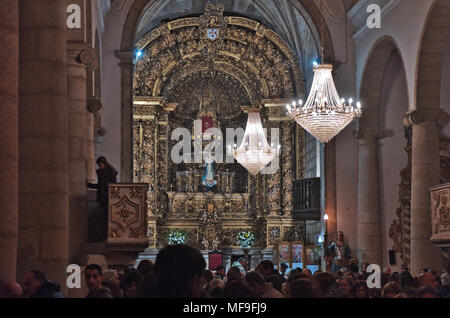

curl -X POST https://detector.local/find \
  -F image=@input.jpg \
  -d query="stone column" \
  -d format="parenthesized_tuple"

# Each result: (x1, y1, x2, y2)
(406, 109, 449, 274)
(356, 129, 382, 265)
(115, 50, 135, 183)
(67, 46, 89, 264)
(0, 0, 19, 280)
(18, 0, 69, 284)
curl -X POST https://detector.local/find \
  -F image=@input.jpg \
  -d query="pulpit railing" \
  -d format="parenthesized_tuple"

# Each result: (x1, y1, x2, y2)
(292, 178, 321, 220)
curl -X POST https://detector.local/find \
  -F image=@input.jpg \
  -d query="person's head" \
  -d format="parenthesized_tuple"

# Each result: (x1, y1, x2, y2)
(337, 277, 353, 297)
(288, 278, 322, 298)
(216, 265, 226, 278)
(313, 272, 337, 296)
(154, 244, 206, 298)
(337, 231, 344, 241)
(227, 266, 243, 282)
(208, 279, 225, 298)
(23, 270, 46, 297)
(244, 271, 267, 296)
(287, 268, 302, 283)
(238, 257, 248, 267)
(416, 286, 438, 298)
(362, 262, 370, 272)
(103, 270, 120, 286)
(400, 271, 416, 288)
(401, 264, 409, 272)
(418, 272, 439, 290)
(121, 269, 141, 298)
(0, 280, 22, 298)
(201, 270, 214, 289)
(256, 260, 275, 278)
(350, 281, 369, 298)
(136, 260, 154, 277)
(265, 274, 283, 292)
(85, 264, 104, 292)
(441, 273, 450, 287)
(381, 281, 402, 298)
(390, 272, 400, 284)
(348, 258, 359, 273)
(223, 281, 255, 298)
(302, 268, 312, 277)
(280, 263, 288, 274)
(96, 156, 108, 169)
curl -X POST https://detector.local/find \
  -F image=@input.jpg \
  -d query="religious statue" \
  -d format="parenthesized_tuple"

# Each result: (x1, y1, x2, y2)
(202, 155, 217, 191)
(202, 236, 209, 250)
(327, 231, 352, 273)
(212, 237, 220, 251)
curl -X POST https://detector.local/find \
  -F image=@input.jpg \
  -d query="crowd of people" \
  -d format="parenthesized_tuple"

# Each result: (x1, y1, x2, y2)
(1, 244, 449, 298)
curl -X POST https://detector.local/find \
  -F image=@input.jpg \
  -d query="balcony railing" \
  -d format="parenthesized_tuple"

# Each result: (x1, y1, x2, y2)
(292, 178, 321, 220)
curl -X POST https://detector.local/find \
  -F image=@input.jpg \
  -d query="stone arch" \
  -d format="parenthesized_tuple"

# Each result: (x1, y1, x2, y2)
(356, 36, 409, 267)
(120, 0, 335, 61)
(416, 0, 450, 110)
(360, 36, 407, 131)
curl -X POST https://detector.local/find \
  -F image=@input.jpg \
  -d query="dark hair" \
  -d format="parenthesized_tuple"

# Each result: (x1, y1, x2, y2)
(390, 272, 400, 284)
(216, 265, 225, 272)
(224, 281, 255, 298)
(350, 280, 369, 298)
(265, 274, 283, 292)
(280, 263, 288, 270)
(245, 271, 266, 287)
(381, 281, 402, 298)
(121, 270, 141, 289)
(227, 266, 243, 282)
(313, 272, 338, 295)
(96, 156, 108, 165)
(29, 270, 46, 283)
(137, 260, 154, 277)
(287, 268, 302, 283)
(416, 286, 438, 298)
(288, 278, 322, 298)
(85, 264, 103, 276)
(153, 244, 206, 298)
(400, 271, 415, 288)
(257, 260, 275, 274)
(210, 286, 224, 298)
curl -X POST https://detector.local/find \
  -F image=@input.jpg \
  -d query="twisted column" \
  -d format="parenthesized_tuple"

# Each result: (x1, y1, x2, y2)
(0, 0, 19, 280)
(406, 108, 449, 274)
(356, 129, 382, 266)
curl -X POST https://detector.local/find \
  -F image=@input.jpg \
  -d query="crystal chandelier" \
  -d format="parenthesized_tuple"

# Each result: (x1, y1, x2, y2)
(286, 2, 362, 143)
(233, 110, 278, 175)
(286, 63, 362, 143)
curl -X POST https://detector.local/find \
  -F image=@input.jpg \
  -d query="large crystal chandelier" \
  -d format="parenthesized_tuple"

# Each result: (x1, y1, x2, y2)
(233, 110, 278, 175)
(286, 2, 362, 143)
(286, 63, 362, 143)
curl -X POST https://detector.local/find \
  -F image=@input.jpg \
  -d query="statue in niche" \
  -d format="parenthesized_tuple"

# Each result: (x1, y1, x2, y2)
(212, 237, 220, 251)
(202, 236, 209, 251)
(202, 155, 217, 191)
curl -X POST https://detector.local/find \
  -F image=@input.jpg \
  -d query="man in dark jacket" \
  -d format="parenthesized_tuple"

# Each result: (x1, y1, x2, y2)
(85, 264, 113, 298)
(22, 270, 64, 298)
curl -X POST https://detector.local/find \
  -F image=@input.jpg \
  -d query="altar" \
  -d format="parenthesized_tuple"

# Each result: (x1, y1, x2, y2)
(124, 6, 309, 269)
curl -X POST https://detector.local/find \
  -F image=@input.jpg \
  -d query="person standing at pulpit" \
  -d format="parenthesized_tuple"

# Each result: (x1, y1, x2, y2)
(87, 157, 118, 238)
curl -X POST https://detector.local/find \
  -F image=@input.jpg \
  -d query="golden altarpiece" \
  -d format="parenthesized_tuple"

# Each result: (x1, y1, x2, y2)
(128, 4, 309, 265)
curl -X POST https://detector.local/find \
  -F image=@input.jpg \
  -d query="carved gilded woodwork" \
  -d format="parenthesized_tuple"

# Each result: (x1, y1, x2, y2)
(430, 183, 450, 244)
(107, 184, 149, 244)
(132, 7, 306, 250)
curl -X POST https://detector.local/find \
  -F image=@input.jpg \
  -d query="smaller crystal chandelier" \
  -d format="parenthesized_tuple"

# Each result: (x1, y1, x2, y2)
(286, 2, 362, 143)
(232, 109, 278, 175)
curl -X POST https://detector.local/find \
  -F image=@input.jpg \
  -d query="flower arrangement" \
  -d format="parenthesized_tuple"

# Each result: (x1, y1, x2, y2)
(237, 231, 255, 248)
(168, 230, 186, 245)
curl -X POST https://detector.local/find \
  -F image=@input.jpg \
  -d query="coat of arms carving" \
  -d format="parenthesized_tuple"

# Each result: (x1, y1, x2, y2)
(207, 28, 219, 41)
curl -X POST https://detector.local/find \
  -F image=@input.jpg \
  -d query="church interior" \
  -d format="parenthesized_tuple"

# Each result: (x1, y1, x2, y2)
(1, 0, 450, 298)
